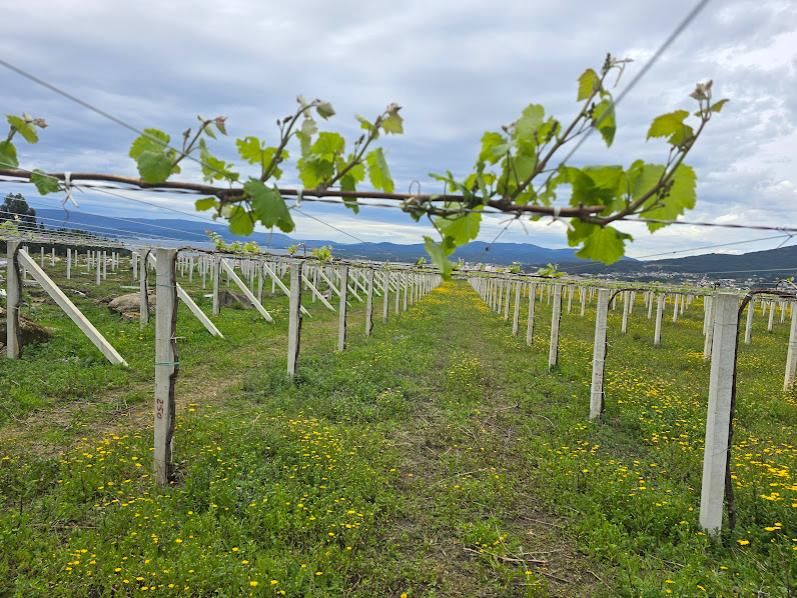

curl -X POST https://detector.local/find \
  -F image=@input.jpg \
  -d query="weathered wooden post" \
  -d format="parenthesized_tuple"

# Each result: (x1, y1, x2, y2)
(784, 302, 797, 391)
(5, 240, 21, 359)
(654, 293, 665, 347)
(548, 284, 562, 370)
(526, 282, 537, 346)
(337, 266, 349, 351)
(365, 269, 375, 336)
(154, 248, 178, 487)
(699, 292, 739, 534)
(590, 289, 610, 420)
(287, 262, 302, 378)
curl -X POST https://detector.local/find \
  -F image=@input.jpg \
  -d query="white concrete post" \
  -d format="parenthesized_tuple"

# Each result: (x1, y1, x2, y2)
(621, 291, 630, 335)
(382, 271, 390, 323)
(95, 250, 102, 285)
(744, 299, 754, 345)
(5, 241, 21, 359)
(699, 292, 739, 535)
(784, 303, 797, 391)
(654, 293, 665, 347)
(768, 301, 776, 332)
(704, 296, 715, 360)
(153, 248, 177, 486)
(548, 284, 562, 370)
(647, 291, 654, 319)
(337, 266, 349, 351)
(212, 258, 220, 316)
(66, 248, 72, 279)
(579, 287, 586, 317)
(526, 282, 536, 346)
(287, 263, 302, 378)
(512, 281, 521, 336)
(590, 289, 610, 420)
(365, 269, 375, 336)
(566, 285, 573, 314)
(139, 252, 150, 329)
(672, 294, 679, 323)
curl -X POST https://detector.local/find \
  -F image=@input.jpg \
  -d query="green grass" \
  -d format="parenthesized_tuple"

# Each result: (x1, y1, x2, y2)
(2, 267, 797, 595)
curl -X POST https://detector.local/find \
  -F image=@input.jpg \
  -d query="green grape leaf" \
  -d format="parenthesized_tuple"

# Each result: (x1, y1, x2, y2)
(643, 164, 696, 232)
(647, 110, 689, 142)
(7, 115, 38, 144)
(356, 115, 375, 133)
(710, 99, 729, 113)
(30, 170, 60, 195)
(577, 68, 601, 101)
(245, 179, 295, 233)
(195, 197, 218, 211)
(136, 151, 176, 183)
(129, 129, 170, 160)
(381, 111, 403, 135)
(423, 235, 454, 279)
(311, 132, 345, 156)
(236, 136, 265, 165)
(627, 160, 665, 202)
(228, 206, 255, 236)
(365, 147, 394, 192)
(0, 140, 18, 168)
(479, 131, 509, 164)
(568, 221, 631, 264)
(514, 104, 545, 142)
(592, 99, 616, 146)
(435, 209, 483, 246)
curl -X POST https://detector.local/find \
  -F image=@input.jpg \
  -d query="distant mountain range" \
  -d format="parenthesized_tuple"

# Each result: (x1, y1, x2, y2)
(35, 209, 796, 279)
(35, 209, 609, 266)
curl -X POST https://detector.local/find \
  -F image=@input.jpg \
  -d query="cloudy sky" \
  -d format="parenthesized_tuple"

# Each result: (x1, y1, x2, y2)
(1, 0, 795, 260)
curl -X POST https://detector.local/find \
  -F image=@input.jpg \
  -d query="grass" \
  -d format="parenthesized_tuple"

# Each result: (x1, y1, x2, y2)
(2, 260, 797, 595)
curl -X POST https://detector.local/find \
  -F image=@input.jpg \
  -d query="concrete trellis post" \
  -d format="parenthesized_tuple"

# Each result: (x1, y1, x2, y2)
(66, 248, 72, 279)
(526, 282, 536, 346)
(579, 287, 586, 317)
(672, 294, 679, 323)
(621, 291, 630, 335)
(784, 303, 797, 391)
(95, 250, 102, 285)
(768, 301, 776, 333)
(382, 271, 390, 323)
(704, 296, 715, 360)
(512, 281, 521, 336)
(153, 248, 178, 486)
(654, 293, 665, 347)
(365, 269, 375, 336)
(5, 241, 21, 359)
(287, 263, 302, 378)
(548, 285, 562, 370)
(337, 266, 349, 351)
(647, 292, 654, 319)
(699, 292, 740, 534)
(140, 252, 150, 329)
(590, 289, 610, 420)
(744, 300, 754, 345)
(211, 258, 221, 316)
(566, 285, 573, 314)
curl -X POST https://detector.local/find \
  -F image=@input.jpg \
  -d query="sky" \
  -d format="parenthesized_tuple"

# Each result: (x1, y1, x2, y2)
(0, 0, 796, 261)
